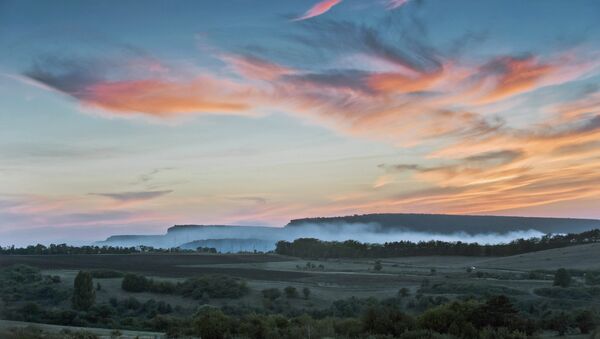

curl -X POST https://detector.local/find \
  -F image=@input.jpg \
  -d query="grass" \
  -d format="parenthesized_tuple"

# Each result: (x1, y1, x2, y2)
(0, 319, 165, 339)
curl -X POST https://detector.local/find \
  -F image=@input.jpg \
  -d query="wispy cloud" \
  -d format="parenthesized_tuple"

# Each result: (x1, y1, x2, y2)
(386, 0, 410, 10)
(293, 0, 342, 21)
(90, 190, 173, 203)
(22, 57, 258, 118)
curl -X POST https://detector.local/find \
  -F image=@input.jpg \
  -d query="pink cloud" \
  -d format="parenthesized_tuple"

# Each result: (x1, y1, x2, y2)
(293, 0, 342, 21)
(386, 0, 409, 10)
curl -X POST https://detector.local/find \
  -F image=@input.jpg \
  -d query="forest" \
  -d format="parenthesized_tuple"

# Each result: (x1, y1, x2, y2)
(275, 229, 600, 258)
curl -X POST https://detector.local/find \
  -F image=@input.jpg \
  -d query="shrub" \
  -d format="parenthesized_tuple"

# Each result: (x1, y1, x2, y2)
(574, 309, 598, 334)
(363, 306, 415, 336)
(398, 287, 410, 297)
(121, 273, 150, 292)
(284, 286, 298, 298)
(585, 271, 600, 285)
(553, 268, 572, 288)
(302, 287, 311, 299)
(149, 280, 177, 294)
(194, 307, 231, 339)
(179, 275, 248, 299)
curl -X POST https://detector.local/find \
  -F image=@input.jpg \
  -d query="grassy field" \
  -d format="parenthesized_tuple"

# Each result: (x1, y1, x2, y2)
(0, 319, 165, 338)
(1, 244, 598, 305)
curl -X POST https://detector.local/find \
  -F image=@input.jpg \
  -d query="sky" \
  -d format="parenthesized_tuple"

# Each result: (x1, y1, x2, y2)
(1, 0, 600, 245)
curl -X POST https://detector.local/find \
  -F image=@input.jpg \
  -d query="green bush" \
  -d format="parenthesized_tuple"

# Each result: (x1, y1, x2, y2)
(284, 286, 298, 298)
(194, 307, 231, 339)
(553, 268, 572, 288)
(121, 273, 150, 292)
(179, 275, 248, 299)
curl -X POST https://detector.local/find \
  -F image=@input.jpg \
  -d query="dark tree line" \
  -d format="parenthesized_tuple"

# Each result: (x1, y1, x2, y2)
(275, 229, 600, 258)
(0, 243, 216, 255)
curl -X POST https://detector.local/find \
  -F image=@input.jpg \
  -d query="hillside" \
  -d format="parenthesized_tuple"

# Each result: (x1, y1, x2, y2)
(287, 213, 600, 234)
(478, 242, 600, 271)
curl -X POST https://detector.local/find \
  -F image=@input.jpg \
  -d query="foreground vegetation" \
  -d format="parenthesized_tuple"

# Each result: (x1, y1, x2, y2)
(1, 263, 600, 338)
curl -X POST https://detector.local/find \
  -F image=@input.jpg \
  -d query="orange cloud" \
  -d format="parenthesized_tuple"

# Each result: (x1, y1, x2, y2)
(293, 0, 342, 21)
(475, 56, 556, 104)
(367, 68, 443, 93)
(84, 77, 254, 117)
(219, 54, 295, 81)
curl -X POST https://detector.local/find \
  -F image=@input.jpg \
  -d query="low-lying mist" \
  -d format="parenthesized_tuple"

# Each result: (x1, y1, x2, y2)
(284, 222, 546, 245)
(99, 222, 547, 253)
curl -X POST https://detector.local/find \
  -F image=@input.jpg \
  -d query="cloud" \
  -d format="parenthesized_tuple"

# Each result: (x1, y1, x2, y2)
(84, 77, 253, 116)
(22, 57, 258, 117)
(474, 56, 556, 104)
(293, 0, 342, 21)
(17, 17, 600, 220)
(386, 0, 410, 10)
(90, 190, 173, 203)
(226, 196, 268, 205)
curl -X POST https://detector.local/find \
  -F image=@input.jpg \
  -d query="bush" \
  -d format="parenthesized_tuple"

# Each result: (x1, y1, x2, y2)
(284, 286, 298, 298)
(553, 268, 572, 288)
(574, 309, 598, 334)
(149, 280, 177, 294)
(363, 306, 415, 336)
(585, 271, 600, 285)
(302, 287, 311, 299)
(194, 307, 231, 339)
(179, 275, 248, 299)
(121, 273, 150, 292)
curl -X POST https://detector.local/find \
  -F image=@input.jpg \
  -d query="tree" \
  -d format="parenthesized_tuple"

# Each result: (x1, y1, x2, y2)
(284, 286, 298, 298)
(194, 307, 231, 339)
(302, 287, 311, 299)
(72, 271, 95, 310)
(553, 268, 572, 288)
(373, 260, 382, 271)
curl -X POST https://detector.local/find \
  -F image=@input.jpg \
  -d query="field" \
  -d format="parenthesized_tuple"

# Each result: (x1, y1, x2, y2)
(2, 245, 600, 337)
(0, 248, 598, 304)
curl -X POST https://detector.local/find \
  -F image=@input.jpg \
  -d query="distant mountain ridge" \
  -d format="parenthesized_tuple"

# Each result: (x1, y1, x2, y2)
(287, 213, 600, 234)
(97, 213, 600, 250)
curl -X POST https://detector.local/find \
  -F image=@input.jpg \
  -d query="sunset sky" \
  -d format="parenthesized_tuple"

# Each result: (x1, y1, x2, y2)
(1, 0, 600, 245)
